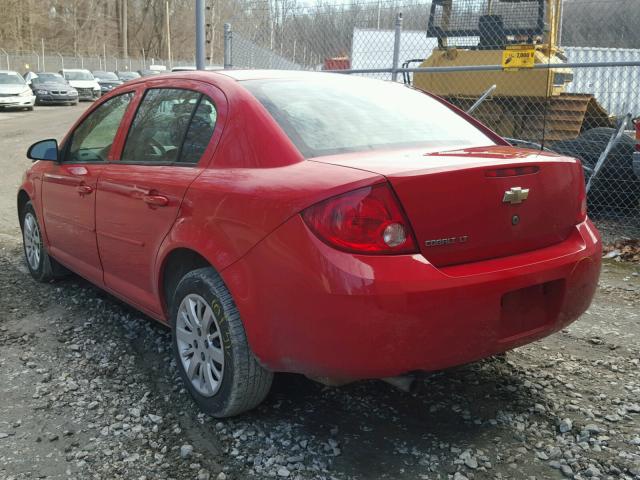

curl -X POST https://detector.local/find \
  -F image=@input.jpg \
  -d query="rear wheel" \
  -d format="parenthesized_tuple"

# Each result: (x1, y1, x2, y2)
(170, 267, 273, 417)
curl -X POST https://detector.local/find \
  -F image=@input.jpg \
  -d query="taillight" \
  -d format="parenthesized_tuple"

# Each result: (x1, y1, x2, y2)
(302, 183, 418, 254)
(577, 163, 588, 223)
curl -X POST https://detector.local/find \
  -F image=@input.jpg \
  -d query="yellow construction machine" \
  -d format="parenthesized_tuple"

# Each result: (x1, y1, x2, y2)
(410, 0, 613, 143)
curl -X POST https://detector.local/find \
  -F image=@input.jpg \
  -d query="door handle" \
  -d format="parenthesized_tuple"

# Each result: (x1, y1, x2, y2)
(143, 194, 169, 207)
(77, 185, 93, 194)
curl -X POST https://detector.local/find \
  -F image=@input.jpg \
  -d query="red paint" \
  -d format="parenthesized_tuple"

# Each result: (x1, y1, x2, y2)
(19, 70, 602, 380)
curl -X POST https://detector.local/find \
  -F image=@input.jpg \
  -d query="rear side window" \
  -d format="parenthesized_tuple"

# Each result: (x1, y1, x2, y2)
(179, 97, 217, 163)
(243, 77, 494, 158)
(121, 88, 217, 164)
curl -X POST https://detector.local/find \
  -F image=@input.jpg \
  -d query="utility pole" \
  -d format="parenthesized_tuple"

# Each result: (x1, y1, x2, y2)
(166, 1, 172, 67)
(122, 0, 128, 59)
(208, 0, 216, 66)
(41, 38, 45, 71)
(195, 0, 205, 69)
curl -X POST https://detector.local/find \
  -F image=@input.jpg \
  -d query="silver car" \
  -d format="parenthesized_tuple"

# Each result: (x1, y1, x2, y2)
(0, 71, 36, 111)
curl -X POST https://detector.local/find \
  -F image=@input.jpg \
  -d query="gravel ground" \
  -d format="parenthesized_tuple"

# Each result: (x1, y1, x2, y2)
(1, 106, 639, 480)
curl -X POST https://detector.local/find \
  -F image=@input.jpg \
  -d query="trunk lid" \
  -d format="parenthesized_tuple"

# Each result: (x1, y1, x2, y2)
(311, 145, 584, 267)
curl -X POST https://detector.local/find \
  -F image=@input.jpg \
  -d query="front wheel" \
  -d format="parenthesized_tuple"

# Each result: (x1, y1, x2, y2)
(21, 201, 62, 282)
(171, 267, 273, 417)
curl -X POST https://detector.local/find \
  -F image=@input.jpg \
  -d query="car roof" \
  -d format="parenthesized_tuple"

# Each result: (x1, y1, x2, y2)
(62, 68, 90, 72)
(0, 70, 20, 75)
(215, 69, 336, 81)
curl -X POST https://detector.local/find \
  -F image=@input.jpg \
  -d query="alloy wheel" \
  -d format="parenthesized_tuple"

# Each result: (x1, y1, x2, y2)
(176, 294, 225, 397)
(23, 212, 42, 271)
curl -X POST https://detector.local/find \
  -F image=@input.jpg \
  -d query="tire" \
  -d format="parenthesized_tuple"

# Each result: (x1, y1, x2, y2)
(26, 106, 34, 111)
(20, 201, 66, 282)
(170, 267, 273, 417)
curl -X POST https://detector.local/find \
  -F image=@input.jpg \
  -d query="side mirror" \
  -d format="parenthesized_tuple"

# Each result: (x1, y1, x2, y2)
(27, 139, 59, 162)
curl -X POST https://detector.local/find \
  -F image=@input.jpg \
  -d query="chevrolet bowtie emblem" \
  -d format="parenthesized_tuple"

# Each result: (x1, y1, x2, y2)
(502, 187, 529, 205)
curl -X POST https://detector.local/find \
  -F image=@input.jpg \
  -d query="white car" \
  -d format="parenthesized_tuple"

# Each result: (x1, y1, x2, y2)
(60, 69, 101, 101)
(0, 71, 36, 110)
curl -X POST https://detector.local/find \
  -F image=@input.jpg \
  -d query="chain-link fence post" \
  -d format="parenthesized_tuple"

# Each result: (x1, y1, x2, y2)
(224, 23, 232, 69)
(0, 48, 9, 70)
(391, 12, 403, 82)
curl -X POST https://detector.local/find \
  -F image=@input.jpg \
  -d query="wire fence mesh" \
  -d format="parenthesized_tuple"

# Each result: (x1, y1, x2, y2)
(223, 0, 640, 239)
(0, 52, 195, 75)
(2, 1, 638, 238)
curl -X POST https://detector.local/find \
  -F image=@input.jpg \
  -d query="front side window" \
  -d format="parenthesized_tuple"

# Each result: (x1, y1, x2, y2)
(67, 93, 132, 162)
(244, 76, 495, 158)
(122, 88, 216, 164)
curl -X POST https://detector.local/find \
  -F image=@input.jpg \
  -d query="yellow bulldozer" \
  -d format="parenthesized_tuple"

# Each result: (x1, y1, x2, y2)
(410, 0, 614, 144)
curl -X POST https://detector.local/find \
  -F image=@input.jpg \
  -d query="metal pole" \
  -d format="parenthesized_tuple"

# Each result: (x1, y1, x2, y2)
(0, 48, 8, 70)
(103, 43, 107, 71)
(327, 60, 640, 75)
(587, 113, 632, 193)
(32, 51, 40, 71)
(142, 48, 146, 69)
(223, 23, 232, 69)
(166, 1, 172, 68)
(195, 0, 205, 70)
(41, 38, 45, 71)
(56, 53, 64, 70)
(467, 84, 497, 115)
(122, 0, 128, 58)
(391, 12, 403, 82)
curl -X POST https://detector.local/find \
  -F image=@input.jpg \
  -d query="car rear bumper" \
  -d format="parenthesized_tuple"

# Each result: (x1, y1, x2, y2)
(222, 215, 602, 379)
(0, 95, 36, 108)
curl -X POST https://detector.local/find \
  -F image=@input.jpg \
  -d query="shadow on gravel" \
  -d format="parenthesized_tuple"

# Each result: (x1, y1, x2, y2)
(0, 248, 569, 479)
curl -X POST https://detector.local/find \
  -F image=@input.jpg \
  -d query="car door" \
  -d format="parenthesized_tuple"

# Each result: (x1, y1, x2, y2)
(96, 84, 221, 315)
(41, 92, 134, 284)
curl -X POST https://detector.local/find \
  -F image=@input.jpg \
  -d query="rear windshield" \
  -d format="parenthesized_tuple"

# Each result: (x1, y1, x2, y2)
(243, 76, 494, 158)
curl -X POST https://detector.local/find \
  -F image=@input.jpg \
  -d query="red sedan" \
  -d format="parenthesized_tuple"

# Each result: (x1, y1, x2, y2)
(18, 70, 601, 417)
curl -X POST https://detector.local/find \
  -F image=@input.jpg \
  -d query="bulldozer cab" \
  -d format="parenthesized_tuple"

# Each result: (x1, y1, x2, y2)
(427, 0, 547, 51)
(412, 0, 614, 143)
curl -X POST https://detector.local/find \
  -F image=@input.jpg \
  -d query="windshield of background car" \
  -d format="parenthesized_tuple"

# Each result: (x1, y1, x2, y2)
(119, 72, 140, 80)
(94, 72, 118, 81)
(33, 74, 65, 84)
(243, 77, 495, 158)
(0, 72, 26, 85)
(64, 71, 94, 81)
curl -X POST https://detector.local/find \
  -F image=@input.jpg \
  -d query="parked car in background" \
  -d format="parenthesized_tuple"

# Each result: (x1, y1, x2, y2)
(60, 69, 100, 101)
(18, 71, 601, 417)
(29, 72, 78, 106)
(137, 69, 163, 77)
(0, 70, 35, 111)
(116, 71, 141, 82)
(171, 66, 223, 72)
(92, 71, 123, 95)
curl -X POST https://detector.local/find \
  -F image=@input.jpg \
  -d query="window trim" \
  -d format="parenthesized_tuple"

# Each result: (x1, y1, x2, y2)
(118, 87, 214, 167)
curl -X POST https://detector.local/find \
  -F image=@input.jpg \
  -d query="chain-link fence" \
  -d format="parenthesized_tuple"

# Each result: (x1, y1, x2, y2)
(0, 51, 195, 74)
(222, 0, 640, 238)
